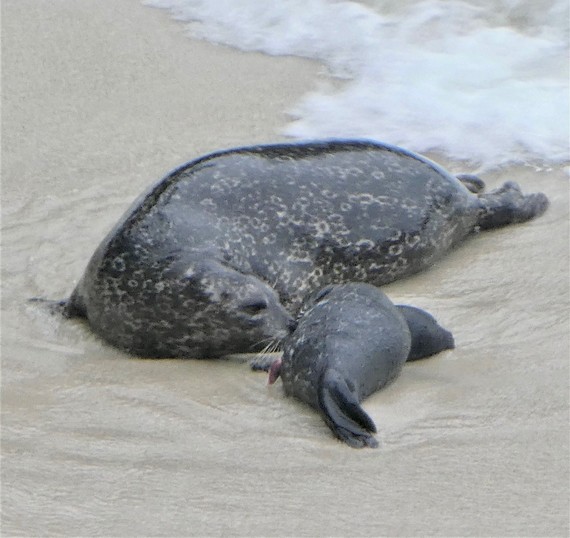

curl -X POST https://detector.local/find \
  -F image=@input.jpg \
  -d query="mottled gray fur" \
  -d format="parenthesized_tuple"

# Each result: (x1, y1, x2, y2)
(66, 140, 548, 358)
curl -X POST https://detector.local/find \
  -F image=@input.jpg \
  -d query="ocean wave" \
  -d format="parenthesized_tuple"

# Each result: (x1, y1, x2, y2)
(145, 0, 569, 167)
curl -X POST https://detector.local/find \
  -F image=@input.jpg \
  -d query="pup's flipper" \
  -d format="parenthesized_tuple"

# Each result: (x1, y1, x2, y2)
(318, 369, 378, 448)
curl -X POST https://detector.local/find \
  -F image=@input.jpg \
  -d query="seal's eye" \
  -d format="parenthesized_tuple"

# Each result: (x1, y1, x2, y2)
(240, 301, 268, 316)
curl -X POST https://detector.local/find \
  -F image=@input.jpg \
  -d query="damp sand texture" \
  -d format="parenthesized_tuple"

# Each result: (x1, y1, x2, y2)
(2, 1, 569, 536)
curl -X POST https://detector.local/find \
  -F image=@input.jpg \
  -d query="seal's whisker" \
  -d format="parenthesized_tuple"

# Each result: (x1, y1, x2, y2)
(251, 337, 281, 355)
(256, 337, 275, 347)
(249, 338, 283, 372)
(251, 339, 273, 353)
(264, 341, 278, 356)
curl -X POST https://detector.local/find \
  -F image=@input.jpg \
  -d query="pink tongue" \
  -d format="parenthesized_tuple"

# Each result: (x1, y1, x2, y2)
(267, 358, 282, 385)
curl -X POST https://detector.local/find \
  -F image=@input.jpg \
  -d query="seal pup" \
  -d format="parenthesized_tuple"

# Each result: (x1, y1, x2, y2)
(269, 283, 454, 448)
(61, 140, 548, 358)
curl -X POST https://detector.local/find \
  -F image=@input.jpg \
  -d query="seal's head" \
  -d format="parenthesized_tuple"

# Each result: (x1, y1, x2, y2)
(396, 305, 455, 361)
(172, 259, 296, 358)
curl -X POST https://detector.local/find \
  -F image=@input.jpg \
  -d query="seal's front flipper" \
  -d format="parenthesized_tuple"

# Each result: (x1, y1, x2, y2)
(476, 181, 549, 230)
(318, 369, 378, 448)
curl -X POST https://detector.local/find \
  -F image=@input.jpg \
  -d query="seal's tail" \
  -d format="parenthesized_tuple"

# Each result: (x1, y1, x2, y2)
(318, 368, 379, 449)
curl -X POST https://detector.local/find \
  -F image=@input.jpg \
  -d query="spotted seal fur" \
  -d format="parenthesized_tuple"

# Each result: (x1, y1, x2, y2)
(268, 283, 455, 448)
(64, 139, 548, 358)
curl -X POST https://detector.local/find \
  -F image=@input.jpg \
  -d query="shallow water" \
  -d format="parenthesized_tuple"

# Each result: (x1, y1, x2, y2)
(3, 166, 568, 537)
(2, 1, 569, 536)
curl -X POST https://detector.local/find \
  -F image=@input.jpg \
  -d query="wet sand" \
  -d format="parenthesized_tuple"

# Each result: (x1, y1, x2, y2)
(1, 1, 569, 536)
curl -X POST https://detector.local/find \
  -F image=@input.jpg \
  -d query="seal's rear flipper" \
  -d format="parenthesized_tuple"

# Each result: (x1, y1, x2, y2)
(396, 305, 455, 361)
(318, 369, 379, 448)
(476, 181, 549, 230)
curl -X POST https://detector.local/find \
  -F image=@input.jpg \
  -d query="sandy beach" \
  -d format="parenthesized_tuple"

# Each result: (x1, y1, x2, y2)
(2, 1, 569, 536)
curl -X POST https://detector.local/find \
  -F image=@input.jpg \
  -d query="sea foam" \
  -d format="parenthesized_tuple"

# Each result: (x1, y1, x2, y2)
(144, 0, 569, 168)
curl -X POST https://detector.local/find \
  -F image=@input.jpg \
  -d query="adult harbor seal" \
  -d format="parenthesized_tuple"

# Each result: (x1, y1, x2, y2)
(268, 283, 454, 448)
(63, 139, 548, 358)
